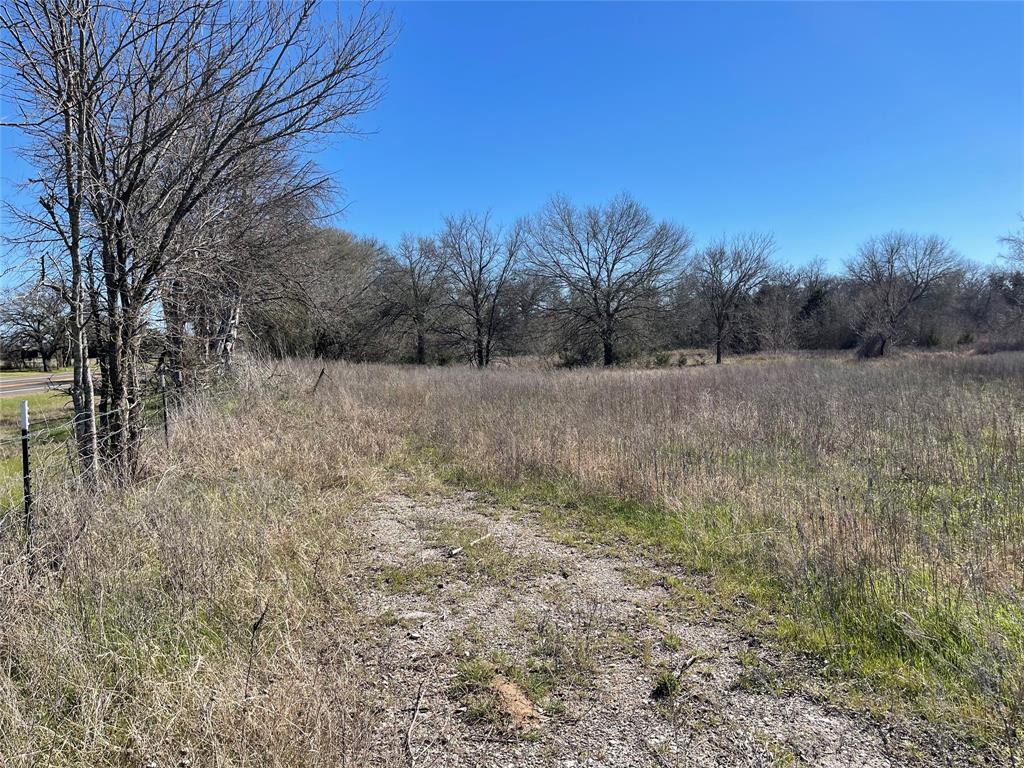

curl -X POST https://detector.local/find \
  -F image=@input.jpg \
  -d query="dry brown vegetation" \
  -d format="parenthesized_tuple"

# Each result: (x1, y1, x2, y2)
(299, 352, 1024, 739)
(1, 351, 1021, 765)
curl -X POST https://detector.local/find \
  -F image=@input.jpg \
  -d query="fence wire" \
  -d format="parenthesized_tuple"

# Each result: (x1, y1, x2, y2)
(1, 387, 172, 542)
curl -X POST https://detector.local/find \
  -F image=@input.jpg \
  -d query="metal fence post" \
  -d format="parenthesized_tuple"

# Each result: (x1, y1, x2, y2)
(19, 400, 33, 575)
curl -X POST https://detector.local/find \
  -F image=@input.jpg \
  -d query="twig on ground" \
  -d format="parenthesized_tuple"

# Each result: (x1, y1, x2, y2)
(405, 680, 427, 767)
(448, 531, 493, 557)
(311, 366, 330, 395)
(240, 601, 270, 747)
(676, 654, 702, 675)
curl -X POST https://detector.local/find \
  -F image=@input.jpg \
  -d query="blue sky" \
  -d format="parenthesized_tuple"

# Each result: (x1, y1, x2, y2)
(321, 0, 1023, 268)
(2, 1, 1022, 270)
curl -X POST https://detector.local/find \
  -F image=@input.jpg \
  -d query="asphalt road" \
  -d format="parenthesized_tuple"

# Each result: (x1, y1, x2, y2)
(0, 372, 74, 398)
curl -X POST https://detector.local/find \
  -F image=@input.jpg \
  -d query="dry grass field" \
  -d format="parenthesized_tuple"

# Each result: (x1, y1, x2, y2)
(1, 352, 1021, 766)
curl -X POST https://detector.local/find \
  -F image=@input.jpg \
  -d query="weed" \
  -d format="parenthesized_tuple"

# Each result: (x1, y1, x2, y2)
(663, 632, 683, 652)
(652, 668, 682, 700)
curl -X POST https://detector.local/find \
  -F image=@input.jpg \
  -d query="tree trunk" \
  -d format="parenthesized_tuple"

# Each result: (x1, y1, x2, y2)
(474, 329, 485, 368)
(58, 70, 98, 482)
(101, 320, 126, 470)
(96, 232, 144, 481)
(164, 279, 187, 386)
(220, 299, 242, 369)
(716, 338, 723, 365)
(69, 281, 98, 481)
(67, 133, 98, 479)
(102, 314, 144, 481)
(210, 295, 242, 369)
(414, 327, 426, 365)
(603, 338, 614, 367)
(40, 349, 49, 372)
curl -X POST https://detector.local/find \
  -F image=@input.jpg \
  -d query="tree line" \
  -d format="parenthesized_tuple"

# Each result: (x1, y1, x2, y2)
(1, 0, 1021, 488)
(242, 198, 1024, 368)
(5, 193, 1021, 382)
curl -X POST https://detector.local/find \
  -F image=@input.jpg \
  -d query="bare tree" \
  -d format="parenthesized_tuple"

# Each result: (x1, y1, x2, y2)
(0, 287, 68, 370)
(162, 152, 331, 377)
(748, 270, 801, 353)
(1, 0, 393, 477)
(1, 0, 103, 475)
(496, 271, 559, 358)
(846, 232, 962, 356)
(379, 235, 446, 364)
(239, 228, 384, 359)
(691, 233, 776, 364)
(1000, 216, 1024, 268)
(527, 194, 691, 366)
(438, 213, 522, 367)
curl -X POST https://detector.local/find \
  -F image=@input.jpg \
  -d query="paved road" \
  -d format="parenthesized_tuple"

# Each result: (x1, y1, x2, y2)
(0, 372, 74, 398)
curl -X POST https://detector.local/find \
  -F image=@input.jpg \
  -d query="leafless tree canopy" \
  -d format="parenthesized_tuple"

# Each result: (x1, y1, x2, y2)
(526, 194, 692, 366)
(845, 231, 963, 357)
(438, 213, 522, 367)
(377, 235, 446, 365)
(690, 233, 777, 364)
(0, 287, 68, 370)
(1001, 217, 1024, 268)
(1, 0, 393, 478)
(218, 212, 1024, 366)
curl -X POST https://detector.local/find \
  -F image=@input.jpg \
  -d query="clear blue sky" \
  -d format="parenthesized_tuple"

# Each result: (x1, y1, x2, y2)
(2, 1, 1022, 270)
(320, 0, 1023, 268)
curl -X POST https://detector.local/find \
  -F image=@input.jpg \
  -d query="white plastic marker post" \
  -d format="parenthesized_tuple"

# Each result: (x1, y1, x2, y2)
(19, 400, 33, 574)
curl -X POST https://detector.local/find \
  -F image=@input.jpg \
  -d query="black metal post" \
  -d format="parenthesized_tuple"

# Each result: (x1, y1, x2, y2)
(19, 400, 33, 575)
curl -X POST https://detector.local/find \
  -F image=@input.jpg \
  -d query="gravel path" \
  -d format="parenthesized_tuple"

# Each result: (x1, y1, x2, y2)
(347, 490, 965, 767)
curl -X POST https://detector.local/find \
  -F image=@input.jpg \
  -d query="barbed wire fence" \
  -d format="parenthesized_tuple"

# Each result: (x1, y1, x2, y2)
(1, 375, 180, 580)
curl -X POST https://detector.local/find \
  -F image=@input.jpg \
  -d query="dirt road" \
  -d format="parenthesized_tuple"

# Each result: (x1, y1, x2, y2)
(349, 489, 974, 767)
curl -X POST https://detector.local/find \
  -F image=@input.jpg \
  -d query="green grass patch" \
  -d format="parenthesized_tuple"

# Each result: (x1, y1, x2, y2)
(400, 443, 1024, 752)
(0, 391, 73, 511)
(376, 562, 447, 595)
(0, 389, 72, 429)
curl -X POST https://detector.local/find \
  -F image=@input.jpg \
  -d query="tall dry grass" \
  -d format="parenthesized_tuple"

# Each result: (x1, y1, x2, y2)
(0, 381, 404, 766)
(272, 352, 1024, 746)
(1, 351, 1021, 762)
